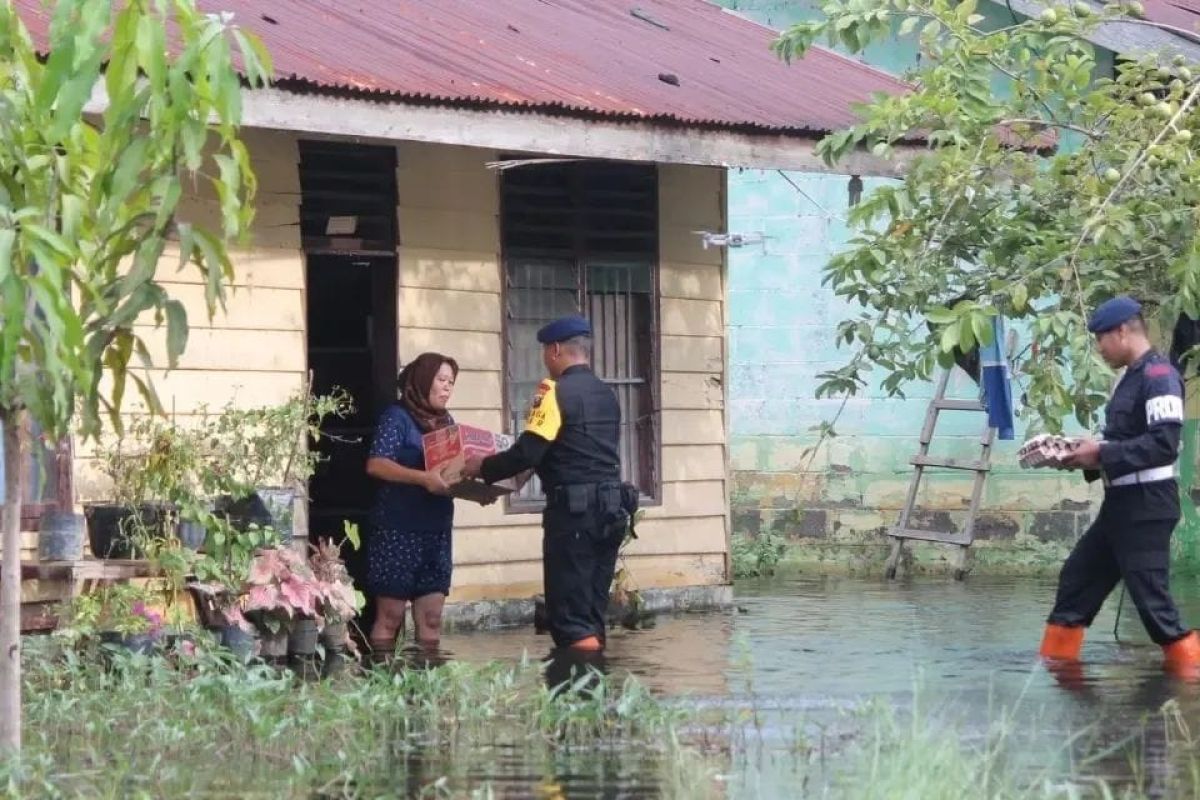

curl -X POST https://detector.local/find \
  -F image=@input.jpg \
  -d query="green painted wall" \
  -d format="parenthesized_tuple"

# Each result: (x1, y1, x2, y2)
(712, 0, 1179, 574)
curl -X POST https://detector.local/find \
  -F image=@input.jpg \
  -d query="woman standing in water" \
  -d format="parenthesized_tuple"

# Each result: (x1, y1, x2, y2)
(365, 352, 459, 654)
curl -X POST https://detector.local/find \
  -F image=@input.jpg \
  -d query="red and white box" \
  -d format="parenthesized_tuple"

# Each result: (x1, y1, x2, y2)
(422, 424, 524, 504)
(1017, 434, 1081, 469)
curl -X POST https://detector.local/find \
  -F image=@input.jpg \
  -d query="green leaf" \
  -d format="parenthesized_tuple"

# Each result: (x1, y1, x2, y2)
(0, 229, 15, 284)
(1011, 283, 1028, 312)
(940, 324, 959, 353)
(164, 299, 189, 368)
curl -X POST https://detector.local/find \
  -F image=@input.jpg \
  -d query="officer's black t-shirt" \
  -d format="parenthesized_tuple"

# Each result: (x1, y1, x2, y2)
(1098, 350, 1184, 520)
(481, 364, 621, 489)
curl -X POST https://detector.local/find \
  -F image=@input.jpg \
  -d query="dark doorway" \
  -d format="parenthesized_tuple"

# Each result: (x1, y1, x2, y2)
(299, 141, 398, 622)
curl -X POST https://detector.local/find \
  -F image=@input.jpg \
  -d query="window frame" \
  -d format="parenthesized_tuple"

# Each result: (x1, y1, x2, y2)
(498, 161, 662, 514)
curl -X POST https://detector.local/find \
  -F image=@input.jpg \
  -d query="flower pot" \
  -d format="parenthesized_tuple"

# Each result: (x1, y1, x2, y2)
(220, 625, 257, 663)
(288, 618, 320, 657)
(257, 487, 300, 549)
(84, 504, 166, 559)
(176, 519, 206, 551)
(38, 510, 85, 561)
(258, 628, 288, 660)
(215, 493, 273, 534)
(320, 621, 348, 653)
(99, 631, 160, 655)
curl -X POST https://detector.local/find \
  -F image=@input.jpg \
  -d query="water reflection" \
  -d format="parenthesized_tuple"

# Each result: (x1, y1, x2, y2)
(385, 575, 1200, 797)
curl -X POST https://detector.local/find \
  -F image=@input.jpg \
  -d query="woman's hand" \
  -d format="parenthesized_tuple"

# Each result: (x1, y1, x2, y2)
(423, 468, 451, 496)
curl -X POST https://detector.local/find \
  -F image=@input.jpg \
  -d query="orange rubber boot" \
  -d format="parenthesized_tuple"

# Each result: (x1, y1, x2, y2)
(1163, 631, 1200, 679)
(1039, 624, 1084, 660)
(568, 635, 603, 652)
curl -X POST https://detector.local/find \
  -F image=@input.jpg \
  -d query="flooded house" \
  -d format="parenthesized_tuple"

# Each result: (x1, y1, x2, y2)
(11, 0, 908, 625)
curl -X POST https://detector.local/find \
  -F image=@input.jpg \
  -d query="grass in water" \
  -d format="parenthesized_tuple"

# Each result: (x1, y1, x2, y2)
(2, 638, 720, 798)
(4, 638, 1199, 799)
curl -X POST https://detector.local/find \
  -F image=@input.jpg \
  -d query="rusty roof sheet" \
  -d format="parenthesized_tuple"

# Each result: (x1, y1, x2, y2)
(14, 0, 908, 135)
(1142, 0, 1200, 34)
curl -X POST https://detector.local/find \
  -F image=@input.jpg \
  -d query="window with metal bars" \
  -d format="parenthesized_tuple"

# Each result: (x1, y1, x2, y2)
(501, 161, 660, 509)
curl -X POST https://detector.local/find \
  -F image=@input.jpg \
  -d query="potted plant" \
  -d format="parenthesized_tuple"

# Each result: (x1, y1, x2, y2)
(88, 416, 204, 559)
(203, 388, 354, 549)
(57, 583, 166, 654)
(242, 546, 322, 660)
(309, 525, 365, 657)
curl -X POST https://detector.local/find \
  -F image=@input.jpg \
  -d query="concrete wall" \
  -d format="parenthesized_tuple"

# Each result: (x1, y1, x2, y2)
(69, 132, 732, 599)
(717, 0, 1120, 570)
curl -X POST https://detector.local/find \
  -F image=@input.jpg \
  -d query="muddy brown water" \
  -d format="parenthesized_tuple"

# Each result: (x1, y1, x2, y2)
(403, 575, 1200, 798)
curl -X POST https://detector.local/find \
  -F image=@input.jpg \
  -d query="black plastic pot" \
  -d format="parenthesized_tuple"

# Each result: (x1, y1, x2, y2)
(84, 504, 167, 559)
(99, 631, 160, 655)
(220, 625, 257, 663)
(175, 519, 206, 551)
(288, 618, 320, 657)
(214, 493, 273, 534)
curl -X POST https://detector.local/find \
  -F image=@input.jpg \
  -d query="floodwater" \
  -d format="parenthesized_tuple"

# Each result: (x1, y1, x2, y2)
(421, 574, 1200, 798)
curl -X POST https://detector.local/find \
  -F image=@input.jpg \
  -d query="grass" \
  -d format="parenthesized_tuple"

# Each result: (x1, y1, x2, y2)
(2, 638, 720, 798)
(4, 637, 1200, 799)
(731, 530, 788, 579)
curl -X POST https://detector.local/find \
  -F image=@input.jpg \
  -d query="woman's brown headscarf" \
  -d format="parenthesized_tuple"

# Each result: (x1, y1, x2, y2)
(397, 352, 458, 432)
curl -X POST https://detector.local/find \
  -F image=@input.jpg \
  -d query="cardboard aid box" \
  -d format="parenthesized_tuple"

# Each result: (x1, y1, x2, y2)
(421, 424, 530, 504)
(1017, 433, 1082, 469)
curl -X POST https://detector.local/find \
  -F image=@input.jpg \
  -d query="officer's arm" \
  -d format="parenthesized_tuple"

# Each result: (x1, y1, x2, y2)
(1099, 367, 1184, 478)
(480, 432, 551, 483)
(480, 379, 563, 484)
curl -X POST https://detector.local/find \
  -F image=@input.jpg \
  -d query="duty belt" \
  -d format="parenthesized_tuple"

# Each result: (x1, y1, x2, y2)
(545, 481, 620, 508)
(1106, 465, 1178, 487)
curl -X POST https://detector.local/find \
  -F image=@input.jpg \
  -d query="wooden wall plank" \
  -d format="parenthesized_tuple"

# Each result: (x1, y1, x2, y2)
(661, 298, 723, 338)
(141, 283, 303, 332)
(398, 287, 502, 333)
(661, 263, 723, 301)
(661, 335, 724, 374)
(662, 410, 725, 445)
(398, 327, 502, 372)
(399, 249, 501, 293)
(662, 372, 724, 410)
(662, 444, 727, 482)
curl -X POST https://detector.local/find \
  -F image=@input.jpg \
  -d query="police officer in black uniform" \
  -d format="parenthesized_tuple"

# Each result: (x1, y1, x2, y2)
(463, 315, 631, 652)
(1040, 296, 1200, 675)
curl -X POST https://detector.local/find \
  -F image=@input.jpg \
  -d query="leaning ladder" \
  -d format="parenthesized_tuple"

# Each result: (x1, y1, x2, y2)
(884, 366, 996, 581)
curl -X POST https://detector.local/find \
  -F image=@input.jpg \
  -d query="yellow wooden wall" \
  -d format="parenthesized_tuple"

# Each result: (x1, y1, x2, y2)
(59, 128, 305, 563)
(394, 142, 730, 600)
(69, 131, 731, 599)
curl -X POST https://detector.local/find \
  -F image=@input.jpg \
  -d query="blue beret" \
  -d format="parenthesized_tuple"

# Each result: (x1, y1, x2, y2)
(1087, 296, 1142, 334)
(537, 315, 592, 344)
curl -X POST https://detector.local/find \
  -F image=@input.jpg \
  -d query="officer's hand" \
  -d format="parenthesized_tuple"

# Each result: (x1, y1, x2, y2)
(1061, 439, 1101, 470)
(463, 455, 484, 479)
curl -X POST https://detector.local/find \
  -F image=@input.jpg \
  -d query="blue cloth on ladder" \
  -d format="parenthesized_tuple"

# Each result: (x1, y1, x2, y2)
(980, 317, 1015, 440)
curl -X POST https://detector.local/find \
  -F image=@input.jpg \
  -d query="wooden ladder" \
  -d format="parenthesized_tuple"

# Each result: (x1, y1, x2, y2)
(884, 366, 996, 581)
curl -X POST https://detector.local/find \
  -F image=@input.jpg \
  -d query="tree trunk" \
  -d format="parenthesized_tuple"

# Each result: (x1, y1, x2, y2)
(0, 407, 25, 756)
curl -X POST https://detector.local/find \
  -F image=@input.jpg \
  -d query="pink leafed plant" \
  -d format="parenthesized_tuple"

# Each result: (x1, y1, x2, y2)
(244, 546, 323, 630)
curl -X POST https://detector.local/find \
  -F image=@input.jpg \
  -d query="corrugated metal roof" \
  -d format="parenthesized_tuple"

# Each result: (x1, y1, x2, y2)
(1142, 0, 1200, 34)
(14, 0, 908, 135)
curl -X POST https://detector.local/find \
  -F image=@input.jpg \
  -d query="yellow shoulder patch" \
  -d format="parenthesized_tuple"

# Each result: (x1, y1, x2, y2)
(524, 379, 562, 441)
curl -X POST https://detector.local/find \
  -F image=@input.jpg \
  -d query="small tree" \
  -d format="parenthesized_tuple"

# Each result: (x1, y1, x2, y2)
(774, 0, 1200, 431)
(0, 0, 270, 755)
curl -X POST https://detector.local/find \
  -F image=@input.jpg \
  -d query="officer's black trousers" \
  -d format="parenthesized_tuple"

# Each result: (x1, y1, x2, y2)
(1048, 492, 1189, 645)
(542, 505, 623, 648)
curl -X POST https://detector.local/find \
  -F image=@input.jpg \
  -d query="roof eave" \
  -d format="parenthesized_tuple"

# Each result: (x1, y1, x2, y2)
(224, 85, 921, 174)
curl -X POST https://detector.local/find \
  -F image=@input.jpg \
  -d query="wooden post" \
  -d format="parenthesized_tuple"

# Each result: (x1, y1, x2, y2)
(0, 408, 27, 755)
